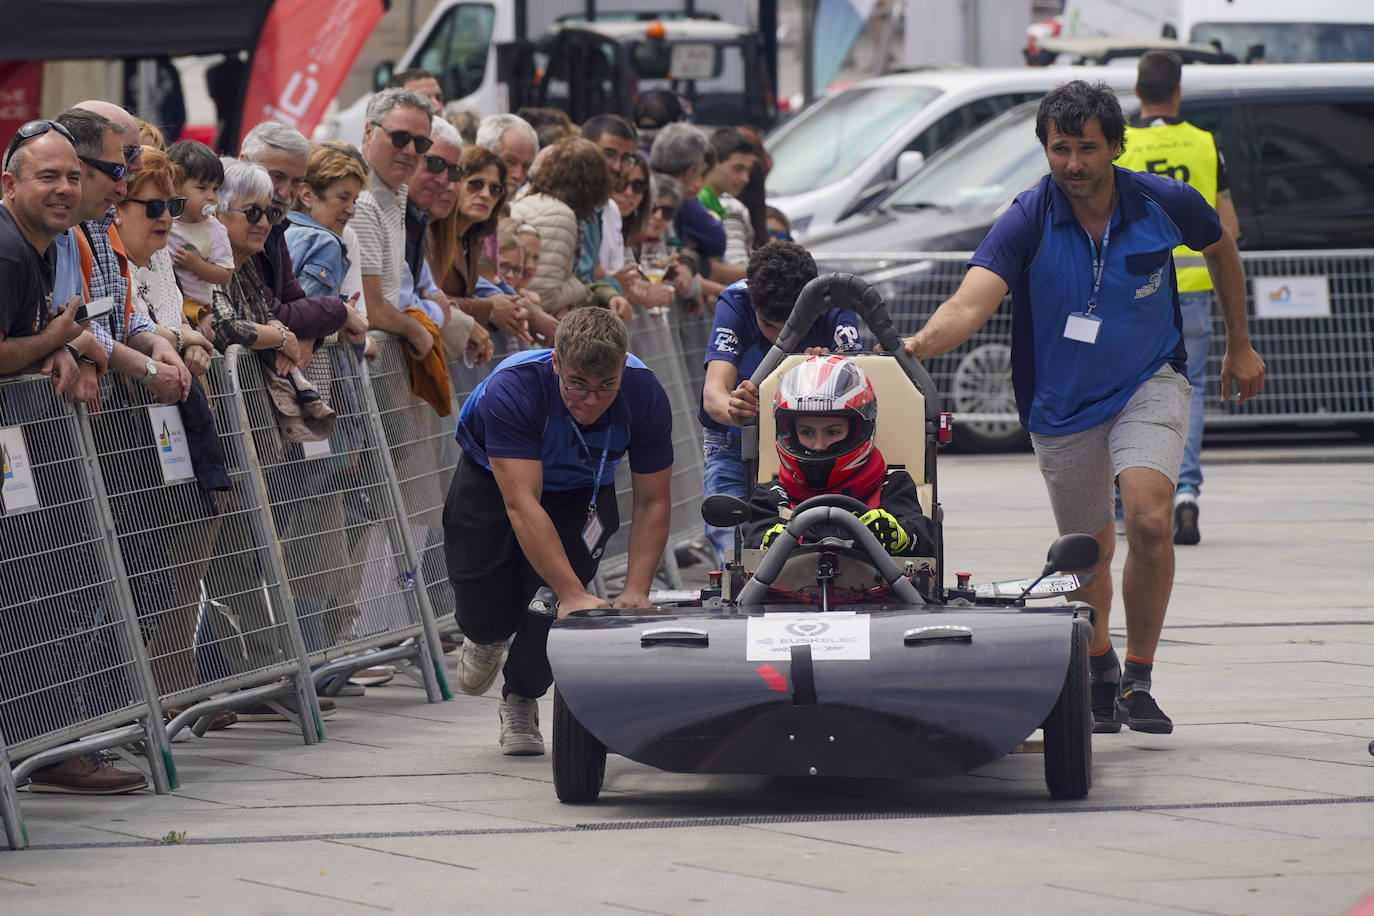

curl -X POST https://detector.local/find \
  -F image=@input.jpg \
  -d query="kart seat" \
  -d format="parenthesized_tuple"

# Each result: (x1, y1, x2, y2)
(756, 353, 931, 512)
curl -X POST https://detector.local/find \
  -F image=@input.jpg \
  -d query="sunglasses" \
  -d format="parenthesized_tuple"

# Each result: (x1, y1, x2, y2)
(423, 155, 462, 181)
(369, 121, 433, 154)
(224, 203, 285, 226)
(619, 178, 648, 195)
(4, 119, 76, 171)
(653, 204, 677, 219)
(125, 196, 187, 219)
(464, 177, 503, 197)
(122, 144, 142, 165)
(79, 155, 126, 182)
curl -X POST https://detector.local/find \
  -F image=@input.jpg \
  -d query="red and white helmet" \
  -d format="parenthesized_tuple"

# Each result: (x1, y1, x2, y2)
(774, 355, 878, 490)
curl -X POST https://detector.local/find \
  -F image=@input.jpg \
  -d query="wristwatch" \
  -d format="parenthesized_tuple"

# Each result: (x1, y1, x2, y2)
(141, 358, 159, 381)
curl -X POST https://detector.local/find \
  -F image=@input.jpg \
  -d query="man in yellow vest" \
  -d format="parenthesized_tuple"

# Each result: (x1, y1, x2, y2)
(1116, 50, 1239, 547)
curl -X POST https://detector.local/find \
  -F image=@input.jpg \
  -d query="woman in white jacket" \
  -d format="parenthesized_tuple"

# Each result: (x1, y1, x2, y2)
(508, 137, 613, 321)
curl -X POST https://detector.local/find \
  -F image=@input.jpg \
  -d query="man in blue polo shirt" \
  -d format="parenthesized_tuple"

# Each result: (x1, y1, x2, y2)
(443, 306, 674, 756)
(903, 81, 1264, 736)
(699, 241, 861, 563)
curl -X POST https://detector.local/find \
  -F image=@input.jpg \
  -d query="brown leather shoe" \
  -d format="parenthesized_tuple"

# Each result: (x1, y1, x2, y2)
(164, 705, 238, 730)
(237, 697, 337, 721)
(29, 754, 147, 795)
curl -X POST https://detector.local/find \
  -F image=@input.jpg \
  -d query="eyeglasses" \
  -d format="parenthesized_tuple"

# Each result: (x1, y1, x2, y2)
(497, 259, 523, 278)
(560, 377, 621, 398)
(122, 144, 142, 165)
(223, 203, 285, 226)
(3, 119, 76, 171)
(601, 148, 636, 168)
(79, 155, 126, 182)
(652, 204, 676, 219)
(464, 176, 503, 198)
(618, 178, 648, 195)
(369, 121, 433, 154)
(423, 155, 461, 181)
(125, 196, 187, 219)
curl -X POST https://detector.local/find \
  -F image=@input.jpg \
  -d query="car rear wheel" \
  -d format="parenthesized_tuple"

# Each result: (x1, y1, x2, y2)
(1042, 618, 1092, 800)
(951, 343, 1028, 452)
(552, 687, 606, 803)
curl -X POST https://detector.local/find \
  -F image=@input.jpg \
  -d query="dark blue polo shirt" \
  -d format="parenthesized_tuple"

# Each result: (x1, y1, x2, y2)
(699, 280, 862, 433)
(456, 348, 673, 492)
(971, 167, 1221, 435)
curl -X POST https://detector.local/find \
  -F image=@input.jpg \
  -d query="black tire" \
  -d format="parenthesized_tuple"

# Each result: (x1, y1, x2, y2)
(552, 687, 606, 803)
(947, 343, 1030, 453)
(1042, 618, 1092, 799)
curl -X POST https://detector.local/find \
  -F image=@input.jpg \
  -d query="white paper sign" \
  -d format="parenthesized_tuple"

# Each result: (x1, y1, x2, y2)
(975, 574, 1080, 599)
(147, 405, 195, 484)
(299, 436, 332, 459)
(1252, 276, 1330, 319)
(670, 44, 716, 79)
(746, 612, 871, 662)
(0, 425, 40, 513)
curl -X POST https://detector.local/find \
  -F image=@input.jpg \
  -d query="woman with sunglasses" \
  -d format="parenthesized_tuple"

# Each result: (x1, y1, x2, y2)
(642, 173, 705, 316)
(115, 148, 214, 378)
(428, 145, 534, 346)
(611, 152, 672, 315)
(210, 158, 329, 417)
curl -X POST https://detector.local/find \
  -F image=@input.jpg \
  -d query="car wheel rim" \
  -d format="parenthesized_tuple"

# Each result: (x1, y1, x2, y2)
(952, 343, 1019, 438)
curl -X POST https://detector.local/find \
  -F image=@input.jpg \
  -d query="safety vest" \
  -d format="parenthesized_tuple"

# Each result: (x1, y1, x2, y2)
(1117, 120, 1218, 293)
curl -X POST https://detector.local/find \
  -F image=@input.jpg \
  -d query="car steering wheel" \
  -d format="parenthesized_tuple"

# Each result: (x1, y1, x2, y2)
(788, 493, 870, 516)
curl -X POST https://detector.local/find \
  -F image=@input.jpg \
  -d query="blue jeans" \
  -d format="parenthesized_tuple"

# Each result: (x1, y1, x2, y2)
(702, 428, 747, 564)
(1177, 290, 1212, 494)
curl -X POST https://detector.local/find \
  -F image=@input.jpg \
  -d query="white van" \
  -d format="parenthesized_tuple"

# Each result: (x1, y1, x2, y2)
(1056, 0, 1374, 64)
(766, 66, 1144, 240)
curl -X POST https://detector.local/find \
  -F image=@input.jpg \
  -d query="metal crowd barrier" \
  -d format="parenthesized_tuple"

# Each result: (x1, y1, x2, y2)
(811, 250, 1374, 448)
(230, 344, 448, 703)
(1, 374, 175, 850)
(88, 358, 322, 743)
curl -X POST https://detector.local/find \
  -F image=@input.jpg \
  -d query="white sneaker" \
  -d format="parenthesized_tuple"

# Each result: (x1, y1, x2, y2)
(499, 694, 544, 756)
(458, 636, 512, 696)
(1173, 489, 1200, 546)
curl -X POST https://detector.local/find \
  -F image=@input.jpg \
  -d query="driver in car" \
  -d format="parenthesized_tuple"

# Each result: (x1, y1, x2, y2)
(741, 355, 934, 557)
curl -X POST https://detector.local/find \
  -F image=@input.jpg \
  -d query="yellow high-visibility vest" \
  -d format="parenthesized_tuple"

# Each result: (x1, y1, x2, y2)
(1118, 120, 1219, 293)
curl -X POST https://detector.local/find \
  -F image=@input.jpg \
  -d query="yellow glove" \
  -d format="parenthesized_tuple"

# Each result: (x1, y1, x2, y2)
(760, 522, 787, 549)
(858, 508, 909, 554)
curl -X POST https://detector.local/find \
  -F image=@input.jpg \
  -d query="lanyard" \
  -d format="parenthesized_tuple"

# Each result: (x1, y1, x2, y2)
(1083, 187, 1118, 316)
(568, 418, 610, 510)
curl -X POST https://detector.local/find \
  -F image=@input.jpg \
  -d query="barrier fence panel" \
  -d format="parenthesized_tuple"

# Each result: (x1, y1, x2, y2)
(1, 374, 173, 849)
(87, 358, 321, 742)
(229, 345, 445, 702)
(599, 310, 707, 589)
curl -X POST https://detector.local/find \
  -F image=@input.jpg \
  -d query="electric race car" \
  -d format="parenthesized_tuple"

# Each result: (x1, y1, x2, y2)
(547, 274, 1098, 803)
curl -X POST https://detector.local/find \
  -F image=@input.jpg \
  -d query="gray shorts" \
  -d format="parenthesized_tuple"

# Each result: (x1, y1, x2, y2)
(1031, 364, 1192, 536)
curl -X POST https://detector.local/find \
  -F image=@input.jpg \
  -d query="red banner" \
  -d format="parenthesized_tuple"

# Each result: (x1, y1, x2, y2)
(0, 61, 44, 152)
(237, 0, 385, 150)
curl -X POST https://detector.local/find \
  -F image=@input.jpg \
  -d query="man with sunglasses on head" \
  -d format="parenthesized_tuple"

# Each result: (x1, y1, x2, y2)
(239, 121, 352, 349)
(59, 106, 189, 405)
(1, 117, 151, 795)
(444, 306, 673, 755)
(353, 88, 441, 361)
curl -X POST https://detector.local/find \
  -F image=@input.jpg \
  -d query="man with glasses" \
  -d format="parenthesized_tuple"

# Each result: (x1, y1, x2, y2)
(353, 88, 440, 361)
(475, 113, 538, 199)
(1, 117, 149, 795)
(444, 306, 673, 755)
(578, 114, 640, 291)
(240, 121, 351, 349)
(60, 105, 189, 405)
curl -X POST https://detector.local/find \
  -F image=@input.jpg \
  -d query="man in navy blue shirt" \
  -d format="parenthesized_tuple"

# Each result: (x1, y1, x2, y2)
(444, 306, 674, 755)
(700, 241, 861, 563)
(903, 81, 1264, 736)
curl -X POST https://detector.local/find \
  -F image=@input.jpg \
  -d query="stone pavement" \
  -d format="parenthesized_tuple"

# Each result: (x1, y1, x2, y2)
(3, 444, 1372, 915)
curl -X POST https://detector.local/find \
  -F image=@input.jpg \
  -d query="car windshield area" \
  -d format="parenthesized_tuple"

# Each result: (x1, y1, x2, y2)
(766, 86, 940, 197)
(1191, 22, 1374, 63)
(883, 104, 1046, 211)
(413, 3, 496, 102)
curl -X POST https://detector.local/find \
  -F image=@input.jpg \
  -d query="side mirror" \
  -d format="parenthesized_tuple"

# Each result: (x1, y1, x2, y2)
(895, 150, 925, 184)
(373, 60, 395, 92)
(1042, 533, 1100, 576)
(701, 494, 748, 530)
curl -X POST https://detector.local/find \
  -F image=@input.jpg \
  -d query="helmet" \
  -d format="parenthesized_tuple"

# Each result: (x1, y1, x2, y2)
(773, 355, 878, 490)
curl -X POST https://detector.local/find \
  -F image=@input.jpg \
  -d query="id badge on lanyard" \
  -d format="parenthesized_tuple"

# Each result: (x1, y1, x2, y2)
(570, 419, 609, 554)
(1065, 198, 1115, 345)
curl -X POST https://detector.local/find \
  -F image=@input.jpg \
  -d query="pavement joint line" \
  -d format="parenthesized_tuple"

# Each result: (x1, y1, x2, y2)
(1043, 881, 1228, 915)
(323, 837, 478, 870)
(237, 876, 393, 911)
(670, 859, 845, 893)
(20, 795, 1374, 851)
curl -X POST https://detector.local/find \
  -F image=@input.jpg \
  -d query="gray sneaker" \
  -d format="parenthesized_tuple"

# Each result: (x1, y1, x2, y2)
(499, 694, 544, 756)
(458, 636, 512, 696)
